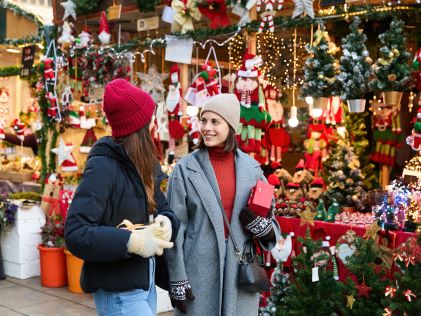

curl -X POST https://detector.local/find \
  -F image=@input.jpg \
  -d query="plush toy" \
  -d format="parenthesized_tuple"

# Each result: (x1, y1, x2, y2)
(304, 125, 328, 174)
(257, 0, 283, 33)
(45, 92, 58, 119)
(43, 58, 55, 82)
(166, 64, 185, 163)
(276, 182, 306, 217)
(98, 11, 111, 45)
(11, 119, 25, 141)
(370, 101, 402, 166)
(406, 107, 421, 152)
(234, 53, 271, 153)
(184, 62, 220, 107)
(188, 115, 200, 145)
(76, 25, 92, 48)
(308, 177, 325, 201)
(264, 83, 290, 162)
(58, 21, 75, 49)
(292, 159, 314, 188)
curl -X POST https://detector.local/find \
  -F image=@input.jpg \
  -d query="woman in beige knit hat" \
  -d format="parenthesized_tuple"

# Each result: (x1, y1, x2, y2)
(165, 93, 280, 316)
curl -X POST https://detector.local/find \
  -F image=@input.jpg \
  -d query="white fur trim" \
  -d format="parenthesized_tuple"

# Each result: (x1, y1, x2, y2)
(79, 146, 91, 153)
(237, 69, 258, 77)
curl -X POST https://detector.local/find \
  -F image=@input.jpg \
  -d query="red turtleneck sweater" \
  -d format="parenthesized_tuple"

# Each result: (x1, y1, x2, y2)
(208, 146, 236, 237)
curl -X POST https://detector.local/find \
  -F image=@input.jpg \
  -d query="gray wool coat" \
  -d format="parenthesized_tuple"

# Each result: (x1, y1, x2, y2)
(166, 148, 280, 316)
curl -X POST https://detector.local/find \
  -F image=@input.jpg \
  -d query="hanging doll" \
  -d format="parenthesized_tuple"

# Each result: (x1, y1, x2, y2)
(45, 92, 58, 119)
(370, 101, 402, 166)
(43, 58, 55, 82)
(264, 82, 290, 162)
(257, 0, 283, 33)
(166, 64, 185, 162)
(234, 53, 271, 153)
(188, 115, 200, 145)
(58, 20, 75, 49)
(325, 96, 343, 126)
(304, 124, 328, 174)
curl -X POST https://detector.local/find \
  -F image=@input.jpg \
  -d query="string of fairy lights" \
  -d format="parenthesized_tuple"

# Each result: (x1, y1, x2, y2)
(257, 32, 280, 86)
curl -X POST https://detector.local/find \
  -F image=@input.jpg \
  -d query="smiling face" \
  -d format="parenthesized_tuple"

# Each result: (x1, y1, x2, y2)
(199, 111, 230, 148)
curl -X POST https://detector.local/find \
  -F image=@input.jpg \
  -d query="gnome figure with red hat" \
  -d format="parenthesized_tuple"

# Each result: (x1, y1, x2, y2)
(98, 11, 111, 45)
(292, 159, 314, 189)
(406, 107, 421, 152)
(304, 124, 328, 174)
(234, 53, 271, 153)
(166, 64, 185, 163)
(276, 182, 306, 217)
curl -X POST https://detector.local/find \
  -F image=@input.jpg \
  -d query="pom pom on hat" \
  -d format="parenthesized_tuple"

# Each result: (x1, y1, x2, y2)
(103, 79, 155, 138)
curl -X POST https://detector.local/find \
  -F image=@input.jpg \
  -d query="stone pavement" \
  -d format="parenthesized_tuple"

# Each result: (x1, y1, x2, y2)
(0, 277, 172, 316)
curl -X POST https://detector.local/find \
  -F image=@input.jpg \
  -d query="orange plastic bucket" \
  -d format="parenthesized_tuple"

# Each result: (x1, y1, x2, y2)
(64, 249, 84, 293)
(37, 246, 67, 287)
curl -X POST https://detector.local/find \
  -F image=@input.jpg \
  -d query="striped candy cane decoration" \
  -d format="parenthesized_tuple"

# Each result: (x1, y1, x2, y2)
(278, 0, 284, 10)
(256, 0, 263, 12)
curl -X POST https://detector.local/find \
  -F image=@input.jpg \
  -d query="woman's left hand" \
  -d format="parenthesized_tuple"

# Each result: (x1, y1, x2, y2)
(239, 207, 275, 241)
(155, 215, 172, 242)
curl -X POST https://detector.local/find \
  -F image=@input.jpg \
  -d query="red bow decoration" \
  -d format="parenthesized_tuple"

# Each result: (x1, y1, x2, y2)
(383, 307, 392, 316)
(404, 289, 416, 302)
(198, 0, 230, 30)
(384, 285, 396, 298)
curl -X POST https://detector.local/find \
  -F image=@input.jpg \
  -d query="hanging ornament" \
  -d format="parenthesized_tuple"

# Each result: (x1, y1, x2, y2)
(385, 285, 397, 298)
(76, 25, 92, 48)
(404, 289, 416, 302)
(98, 11, 111, 45)
(292, 0, 314, 19)
(335, 230, 357, 266)
(171, 0, 202, 34)
(356, 278, 372, 298)
(137, 65, 169, 103)
(51, 138, 75, 167)
(10, 119, 25, 141)
(198, 0, 230, 30)
(61, 0, 77, 21)
(346, 295, 355, 309)
(61, 86, 73, 111)
(257, 0, 284, 33)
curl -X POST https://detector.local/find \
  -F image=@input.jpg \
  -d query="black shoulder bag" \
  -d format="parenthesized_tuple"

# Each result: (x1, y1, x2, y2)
(193, 152, 270, 293)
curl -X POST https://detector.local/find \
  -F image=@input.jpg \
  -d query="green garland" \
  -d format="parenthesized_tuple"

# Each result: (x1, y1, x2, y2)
(0, 66, 20, 77)
(73, 0, 100, 15)
(0, 0, 44, 46)
(136, 0, 160, 13)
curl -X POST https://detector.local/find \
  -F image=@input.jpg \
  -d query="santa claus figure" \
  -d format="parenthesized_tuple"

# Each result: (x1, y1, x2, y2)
(234, 53, 271, 153)
(11, 119, 25, 141)
(188, 115, 200, 145)
(166, 64, 185, 163)
(45, 92, 58, 119)
(43, 58, 55, 82)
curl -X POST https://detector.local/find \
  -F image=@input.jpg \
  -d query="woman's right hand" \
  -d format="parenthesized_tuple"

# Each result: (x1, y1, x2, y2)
(127, 223, 173, 258)
(169, 280, 195, 313)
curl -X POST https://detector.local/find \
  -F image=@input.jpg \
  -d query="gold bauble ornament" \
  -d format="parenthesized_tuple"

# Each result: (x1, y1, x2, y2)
(318, 74, 324, 79)
(388, 74, 397, 81)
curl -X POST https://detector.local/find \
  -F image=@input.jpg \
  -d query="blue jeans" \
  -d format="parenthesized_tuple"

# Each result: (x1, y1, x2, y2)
(94, 258, 157, 316)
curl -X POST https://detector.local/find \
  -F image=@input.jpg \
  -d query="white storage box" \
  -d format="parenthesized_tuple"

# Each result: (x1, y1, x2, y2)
(2, 260, 40, 279)
(1, 231, 42, 263)
(156, 286, 173, 313)
(14, 204, 45, 234)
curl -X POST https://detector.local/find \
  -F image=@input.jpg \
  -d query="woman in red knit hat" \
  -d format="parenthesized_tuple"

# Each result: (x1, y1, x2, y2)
(64, 79, 180, 316)
(165, 93, 280, 316)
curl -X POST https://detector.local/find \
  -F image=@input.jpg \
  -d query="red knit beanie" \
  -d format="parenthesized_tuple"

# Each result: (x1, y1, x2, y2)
(103, 79, 155, 138)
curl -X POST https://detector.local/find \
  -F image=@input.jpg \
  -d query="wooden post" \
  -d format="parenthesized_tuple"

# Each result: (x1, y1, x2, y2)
(381, 164, 390, 189)
(180, 63, 189, 116)
(247, 6, 257, 54)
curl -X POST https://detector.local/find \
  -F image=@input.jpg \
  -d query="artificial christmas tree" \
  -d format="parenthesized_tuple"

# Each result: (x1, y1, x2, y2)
(322, 136, 366, 211)
(337, 17, 372, 113)
(369, 18, 412, 107)
(302, 23, 340, 111)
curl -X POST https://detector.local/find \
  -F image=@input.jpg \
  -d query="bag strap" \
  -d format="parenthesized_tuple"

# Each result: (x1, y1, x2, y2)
(193, 151, 242, 260)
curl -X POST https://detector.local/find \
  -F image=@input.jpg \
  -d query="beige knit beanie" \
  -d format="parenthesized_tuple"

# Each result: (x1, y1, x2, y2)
(200, 94, 240, 131)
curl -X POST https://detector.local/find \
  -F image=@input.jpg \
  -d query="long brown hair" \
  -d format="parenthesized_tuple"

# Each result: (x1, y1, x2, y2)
(195, 127, 238, 152)
(120, 125, 157, 214)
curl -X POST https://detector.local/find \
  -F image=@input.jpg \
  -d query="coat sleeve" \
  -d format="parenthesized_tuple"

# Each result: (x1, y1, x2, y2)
(154, 166, 180, 242)
(64, 156, 131, 262)
(164, 164, 189, 282)
(258, 172, 281, 251)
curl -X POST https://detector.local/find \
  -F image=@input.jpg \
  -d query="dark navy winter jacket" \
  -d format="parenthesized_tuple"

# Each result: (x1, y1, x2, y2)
(64, 136, 180, 293)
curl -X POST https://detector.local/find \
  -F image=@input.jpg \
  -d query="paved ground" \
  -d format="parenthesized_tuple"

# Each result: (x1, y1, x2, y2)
(0, 277, 172, 316)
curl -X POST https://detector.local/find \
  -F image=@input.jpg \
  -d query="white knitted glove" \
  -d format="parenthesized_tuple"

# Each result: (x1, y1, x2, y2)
(155, 215, 172, 242)
(127, 223, 173, 258)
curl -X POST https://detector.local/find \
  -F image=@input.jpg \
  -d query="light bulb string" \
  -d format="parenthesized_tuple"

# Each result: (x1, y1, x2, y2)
(293, 28, 297, 108)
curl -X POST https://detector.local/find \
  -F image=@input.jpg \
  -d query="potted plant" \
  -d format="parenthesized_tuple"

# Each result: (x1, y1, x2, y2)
(0, 197, 18, 280)
(369, 18, 412, 108)
(338, 17, 372, 113)
(37, 214, 67, 287)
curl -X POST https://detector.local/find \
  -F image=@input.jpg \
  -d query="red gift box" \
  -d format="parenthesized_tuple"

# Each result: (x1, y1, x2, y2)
(248, 180, 275, 217)
(60, 190, 74, 223)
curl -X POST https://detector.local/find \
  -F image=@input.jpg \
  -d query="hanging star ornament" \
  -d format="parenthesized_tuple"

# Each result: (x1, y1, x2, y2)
(356, 278, 372, 298)
(299, 208, 316, 226)
(346, 295, 355, 309)
(137, 65, 168, 103)
(61, 0, 77, 21)
(363, 222, 381, 240)
(51, 138, 75, 167)
(292, 0, 314, 19)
